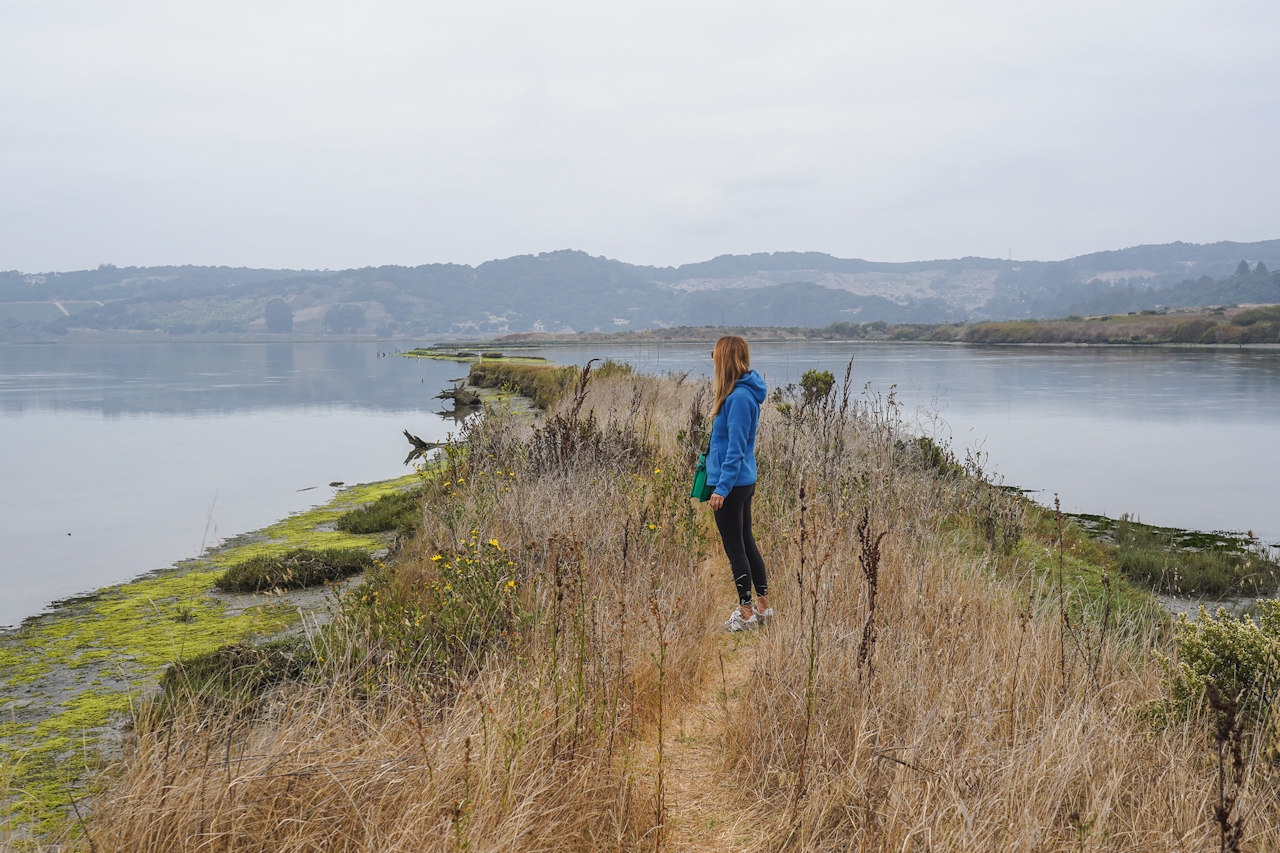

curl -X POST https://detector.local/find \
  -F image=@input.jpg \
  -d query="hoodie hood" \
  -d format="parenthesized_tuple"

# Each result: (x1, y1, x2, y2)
(734, 369, 767, 404)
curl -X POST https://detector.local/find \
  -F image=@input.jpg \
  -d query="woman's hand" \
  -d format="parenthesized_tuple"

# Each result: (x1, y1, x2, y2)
(709, 493, 725, 511)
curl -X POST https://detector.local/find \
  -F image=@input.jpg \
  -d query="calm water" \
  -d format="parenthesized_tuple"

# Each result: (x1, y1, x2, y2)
(537, 341, 1280, 548)
(0, 342, 467, 628)
(2, 341, 1278, 627)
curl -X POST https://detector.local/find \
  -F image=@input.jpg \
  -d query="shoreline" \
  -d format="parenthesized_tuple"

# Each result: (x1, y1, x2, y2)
(0, 473, 421, 828)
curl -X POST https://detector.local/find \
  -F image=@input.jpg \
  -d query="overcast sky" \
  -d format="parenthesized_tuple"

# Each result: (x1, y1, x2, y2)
(2, 0, 1278, 272)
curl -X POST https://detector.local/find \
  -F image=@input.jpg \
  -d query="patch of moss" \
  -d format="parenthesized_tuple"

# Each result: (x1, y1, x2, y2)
(217, 548, 373, 592)
(0, 567, 296, 834)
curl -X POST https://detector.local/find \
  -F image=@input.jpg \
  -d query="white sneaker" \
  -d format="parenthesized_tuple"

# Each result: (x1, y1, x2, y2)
(754, 606, 775, 624)
(724, 608, 758, 633)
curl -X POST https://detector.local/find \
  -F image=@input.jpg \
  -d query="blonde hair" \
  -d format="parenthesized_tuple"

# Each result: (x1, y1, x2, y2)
(711, 335, 751, 416)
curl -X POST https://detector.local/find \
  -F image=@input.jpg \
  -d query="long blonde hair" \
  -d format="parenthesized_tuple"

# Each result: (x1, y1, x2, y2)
(712, 335, 751, 416)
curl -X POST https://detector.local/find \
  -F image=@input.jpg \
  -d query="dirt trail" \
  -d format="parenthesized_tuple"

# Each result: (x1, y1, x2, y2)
(654, 628, 768, 853)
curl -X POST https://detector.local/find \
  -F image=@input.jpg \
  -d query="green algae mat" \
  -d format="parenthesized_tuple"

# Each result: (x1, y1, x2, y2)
(0, 474, 419, 834)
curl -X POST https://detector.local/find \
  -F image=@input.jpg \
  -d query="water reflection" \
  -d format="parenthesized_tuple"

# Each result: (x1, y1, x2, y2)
(0, 342, 467, 627)
(0, 342, 460, 416)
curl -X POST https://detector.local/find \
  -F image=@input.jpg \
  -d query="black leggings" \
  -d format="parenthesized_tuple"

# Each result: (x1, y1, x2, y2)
(713, 484, 768, 607)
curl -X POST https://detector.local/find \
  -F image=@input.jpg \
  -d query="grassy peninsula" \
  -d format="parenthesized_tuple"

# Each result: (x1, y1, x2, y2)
(400, 347, 551, 364)
(27, 360, 1276, 851)
(469, 303, 1280, 348)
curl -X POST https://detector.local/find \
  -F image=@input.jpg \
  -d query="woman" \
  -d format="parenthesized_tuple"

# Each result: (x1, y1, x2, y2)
(706, 335, 773, 632)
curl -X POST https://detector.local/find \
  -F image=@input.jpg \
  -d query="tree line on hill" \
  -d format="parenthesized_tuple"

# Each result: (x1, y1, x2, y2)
(527, 301, 1280, 347)
(1, 243, 1277, 340)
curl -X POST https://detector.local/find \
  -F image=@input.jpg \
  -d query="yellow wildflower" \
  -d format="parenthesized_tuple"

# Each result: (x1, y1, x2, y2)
(431, 554, 443, 562)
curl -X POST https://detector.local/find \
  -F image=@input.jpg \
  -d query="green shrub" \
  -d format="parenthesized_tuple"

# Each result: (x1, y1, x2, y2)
(155, 637, 313, 715)
(481, 351, 504, 359)
(594, 357, 634, 379)
(901, 435, 963, 479)
(963, 322, 1039, 344)
(217, 548, 373, 592)
(1170, 318, 1217, 343)
(799, 369, 835, 405)
(817, 321, 866, 339)
(324, 304, 366, 334)
(1159, 602, 1280, 721)
(1231, 305, 1280, 326)
(335, 489, 422, 536)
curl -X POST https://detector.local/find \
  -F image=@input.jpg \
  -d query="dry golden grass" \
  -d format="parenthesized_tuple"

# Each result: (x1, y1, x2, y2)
(59, 366, 1280, 852)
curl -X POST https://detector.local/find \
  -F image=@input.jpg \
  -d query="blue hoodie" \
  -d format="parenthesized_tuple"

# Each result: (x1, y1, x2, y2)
(707, 370, 767, 497)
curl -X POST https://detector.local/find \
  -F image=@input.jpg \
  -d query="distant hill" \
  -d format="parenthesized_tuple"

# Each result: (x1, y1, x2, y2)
(2, 241, 1278, 340)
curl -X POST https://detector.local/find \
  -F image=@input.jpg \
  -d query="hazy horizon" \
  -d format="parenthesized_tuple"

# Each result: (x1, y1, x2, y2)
(3, 1, 1279, 272)
(8, 236, 1280, 279)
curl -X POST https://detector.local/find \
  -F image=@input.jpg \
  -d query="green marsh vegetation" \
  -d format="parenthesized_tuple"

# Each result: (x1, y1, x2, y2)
(467, 357, 632, 409)
(957, 310, 1280, 345)
(477, 297, 1280, 349)
(466, 359, 576, 408)
(1072, 512, 1279, 598)
(69, 359, 1280, 852)
(333, 487, 424, 537)
(401, 346, 550, 364)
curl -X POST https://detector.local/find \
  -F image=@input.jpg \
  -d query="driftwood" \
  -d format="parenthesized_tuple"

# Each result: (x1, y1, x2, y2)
(402, 430, 442, 466)
(434, 379, 482, 409)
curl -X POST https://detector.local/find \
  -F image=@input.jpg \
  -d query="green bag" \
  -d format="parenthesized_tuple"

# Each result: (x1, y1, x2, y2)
(690, 446, 714, 502)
